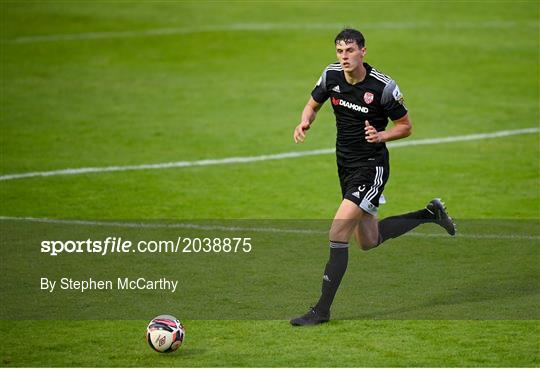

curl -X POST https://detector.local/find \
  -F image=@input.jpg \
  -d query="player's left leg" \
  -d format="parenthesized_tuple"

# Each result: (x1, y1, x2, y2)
(353, 198, 456, 249)
(353, 212, 380, 250)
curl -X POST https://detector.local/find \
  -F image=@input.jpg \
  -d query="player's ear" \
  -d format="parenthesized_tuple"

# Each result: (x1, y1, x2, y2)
(361, 47, 367, 57)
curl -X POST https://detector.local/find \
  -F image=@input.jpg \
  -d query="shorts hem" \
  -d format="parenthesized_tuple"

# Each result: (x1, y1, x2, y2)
(360, 199, 378, 216)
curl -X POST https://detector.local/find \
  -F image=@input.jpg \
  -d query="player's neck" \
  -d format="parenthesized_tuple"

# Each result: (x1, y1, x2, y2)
(344, 63, 366, 85)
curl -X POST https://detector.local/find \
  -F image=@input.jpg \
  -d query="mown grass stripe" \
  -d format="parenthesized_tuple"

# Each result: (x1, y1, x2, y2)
(0, 127, 537, 182)
(1, 216, 538, 240)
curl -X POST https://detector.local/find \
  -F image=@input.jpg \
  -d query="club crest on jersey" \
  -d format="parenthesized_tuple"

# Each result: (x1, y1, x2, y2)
(363, 92, 374, 104)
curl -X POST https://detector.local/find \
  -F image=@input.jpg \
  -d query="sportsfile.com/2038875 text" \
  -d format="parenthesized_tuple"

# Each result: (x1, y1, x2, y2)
(40, 236, 253, 256)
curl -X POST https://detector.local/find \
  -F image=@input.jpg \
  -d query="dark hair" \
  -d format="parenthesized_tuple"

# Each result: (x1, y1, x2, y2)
(334, 28, 365, 48)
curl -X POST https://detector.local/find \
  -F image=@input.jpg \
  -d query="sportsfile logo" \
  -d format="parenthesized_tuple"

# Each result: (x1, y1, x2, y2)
(331, 97, 369, 113)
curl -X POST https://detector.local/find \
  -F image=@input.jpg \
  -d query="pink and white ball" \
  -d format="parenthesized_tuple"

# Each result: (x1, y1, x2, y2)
(146, 315, 185, 353)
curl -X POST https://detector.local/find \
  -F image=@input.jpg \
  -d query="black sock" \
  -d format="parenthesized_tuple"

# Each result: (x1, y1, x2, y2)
(378, 208, 435, 244)
(314, 241, 349, 315)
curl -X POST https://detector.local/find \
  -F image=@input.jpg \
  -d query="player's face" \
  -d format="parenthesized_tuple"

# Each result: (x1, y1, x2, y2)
(335, 41, 365, 72)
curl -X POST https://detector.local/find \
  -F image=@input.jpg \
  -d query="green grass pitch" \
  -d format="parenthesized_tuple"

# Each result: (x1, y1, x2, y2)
(1, 0, 539, 367)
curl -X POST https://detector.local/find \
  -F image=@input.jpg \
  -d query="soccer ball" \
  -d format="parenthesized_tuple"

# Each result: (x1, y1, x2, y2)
(146, 314, 185, 353)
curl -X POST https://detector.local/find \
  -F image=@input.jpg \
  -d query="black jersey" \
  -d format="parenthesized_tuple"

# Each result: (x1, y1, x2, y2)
(311, 62, 407, 167)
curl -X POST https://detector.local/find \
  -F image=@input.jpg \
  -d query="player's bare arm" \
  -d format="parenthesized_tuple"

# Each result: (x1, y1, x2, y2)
(293, 97, 322, 143)
(364, 114, 412, 143)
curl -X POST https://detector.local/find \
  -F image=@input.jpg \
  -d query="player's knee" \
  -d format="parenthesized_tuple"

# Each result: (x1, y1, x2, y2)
(358, 238, 379, 251)
(358, 243, 375, 251)
(329, 228, 354, 244)
(328, 229, 348, 243)
(329, 221, 355, 242)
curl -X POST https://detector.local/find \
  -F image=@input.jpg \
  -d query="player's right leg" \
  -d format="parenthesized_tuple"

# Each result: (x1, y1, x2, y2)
(290, 199, 360, 326)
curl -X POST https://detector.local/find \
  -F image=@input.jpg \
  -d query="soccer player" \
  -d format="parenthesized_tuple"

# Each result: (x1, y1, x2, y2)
(290, 29, 456, 326)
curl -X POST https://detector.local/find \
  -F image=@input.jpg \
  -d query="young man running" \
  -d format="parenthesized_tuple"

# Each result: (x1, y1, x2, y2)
(290, 29, 456, 326)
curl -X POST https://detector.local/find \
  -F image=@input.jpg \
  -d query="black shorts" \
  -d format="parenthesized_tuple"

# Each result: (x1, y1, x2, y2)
(338, 165, 390, 216)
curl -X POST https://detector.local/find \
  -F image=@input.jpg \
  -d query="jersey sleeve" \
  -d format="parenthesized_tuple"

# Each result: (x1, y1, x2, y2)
(310, 68, 330, 103)
(380, 80, 408, 120)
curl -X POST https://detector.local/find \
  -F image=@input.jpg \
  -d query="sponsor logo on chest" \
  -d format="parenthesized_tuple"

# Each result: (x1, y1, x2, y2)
(331, 97, 369, 113)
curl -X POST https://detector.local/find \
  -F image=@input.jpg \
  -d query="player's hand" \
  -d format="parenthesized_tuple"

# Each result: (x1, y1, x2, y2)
(364, 120, 382, 143)
(293, 121, 311, 143)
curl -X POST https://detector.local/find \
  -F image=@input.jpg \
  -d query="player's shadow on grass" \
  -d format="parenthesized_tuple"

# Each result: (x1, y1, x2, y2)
(341, 275, 538, 320)
(176, 348, 207, 357)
